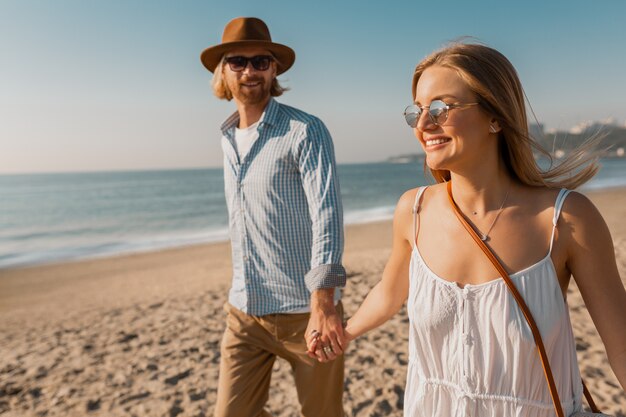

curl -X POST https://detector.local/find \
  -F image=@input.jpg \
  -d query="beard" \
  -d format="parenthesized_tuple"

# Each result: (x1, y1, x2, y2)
(231, 76, 272, 105)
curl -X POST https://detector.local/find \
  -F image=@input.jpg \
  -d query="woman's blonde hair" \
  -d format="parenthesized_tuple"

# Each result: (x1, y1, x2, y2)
(211, 56, 289, 101)
(412, 42, 601, 189)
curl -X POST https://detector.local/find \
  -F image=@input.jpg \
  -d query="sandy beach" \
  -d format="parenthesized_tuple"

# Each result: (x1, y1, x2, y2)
(1, 189, 625, 417)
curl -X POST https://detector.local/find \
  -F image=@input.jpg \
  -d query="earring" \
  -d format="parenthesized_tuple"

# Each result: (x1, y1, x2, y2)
(489, 125, 497, 133)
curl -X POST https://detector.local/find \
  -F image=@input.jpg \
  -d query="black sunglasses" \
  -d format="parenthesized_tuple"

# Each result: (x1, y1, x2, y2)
(224, 55, 273, 72)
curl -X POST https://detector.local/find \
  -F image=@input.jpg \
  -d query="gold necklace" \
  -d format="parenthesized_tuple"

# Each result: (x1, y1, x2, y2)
(471, 187, 511, 242)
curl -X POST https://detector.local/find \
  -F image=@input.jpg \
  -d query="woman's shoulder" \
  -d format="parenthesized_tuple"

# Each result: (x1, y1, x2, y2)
(523, 186, 597, 217)
(558, 189, 605, 227)
(513, 185, 571, 214)
(520, 186, 606, 240)
(396, 187, 421, 214)
(393, 184, 445, 243)
(396, 183, 447, 210)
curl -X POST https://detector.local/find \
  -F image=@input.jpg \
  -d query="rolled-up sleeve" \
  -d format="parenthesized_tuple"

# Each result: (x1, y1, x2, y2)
(298, 118, 346, 292)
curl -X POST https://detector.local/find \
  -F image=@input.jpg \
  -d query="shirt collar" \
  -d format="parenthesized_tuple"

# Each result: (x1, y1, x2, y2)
(220, 98, 279, 136)
(260, 97, 279, 128)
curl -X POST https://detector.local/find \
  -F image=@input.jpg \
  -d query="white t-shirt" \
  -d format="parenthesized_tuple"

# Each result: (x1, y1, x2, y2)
(234, 121, 260, 160)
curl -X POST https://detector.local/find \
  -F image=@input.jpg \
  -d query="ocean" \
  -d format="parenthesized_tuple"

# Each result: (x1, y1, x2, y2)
(1, 159, 625, 269)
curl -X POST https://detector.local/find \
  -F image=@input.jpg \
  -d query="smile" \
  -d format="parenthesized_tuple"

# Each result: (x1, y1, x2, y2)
(425, 138, 451, 147)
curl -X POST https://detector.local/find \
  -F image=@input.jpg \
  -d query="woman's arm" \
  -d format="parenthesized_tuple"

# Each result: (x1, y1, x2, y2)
(563, 192, 626, 389)
(343, 189, 416, 341)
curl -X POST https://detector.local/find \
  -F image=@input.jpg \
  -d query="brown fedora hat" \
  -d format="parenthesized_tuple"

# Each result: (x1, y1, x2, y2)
(200, 17, 295, 74)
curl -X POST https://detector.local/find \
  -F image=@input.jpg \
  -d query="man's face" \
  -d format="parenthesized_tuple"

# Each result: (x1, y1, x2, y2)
(222, 47, 277, 106)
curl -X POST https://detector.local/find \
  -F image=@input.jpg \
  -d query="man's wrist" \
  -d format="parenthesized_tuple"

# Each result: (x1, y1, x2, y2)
(310, 288, 336, 313)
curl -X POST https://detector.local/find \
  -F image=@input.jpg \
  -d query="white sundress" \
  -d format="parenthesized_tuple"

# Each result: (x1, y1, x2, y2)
(405, 187, 584, 417)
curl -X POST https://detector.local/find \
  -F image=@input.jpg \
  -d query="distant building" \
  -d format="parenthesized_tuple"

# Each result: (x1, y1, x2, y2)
(529, 123, 544, 139)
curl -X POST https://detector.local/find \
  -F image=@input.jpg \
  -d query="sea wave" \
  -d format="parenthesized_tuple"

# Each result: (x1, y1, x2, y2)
(0, 228, 230, 269)
(344, 205, 396, 225)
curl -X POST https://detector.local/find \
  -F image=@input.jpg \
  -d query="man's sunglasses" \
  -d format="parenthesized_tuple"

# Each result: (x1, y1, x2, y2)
(224, 55, 274, 72)
(404, 100, 479, 127)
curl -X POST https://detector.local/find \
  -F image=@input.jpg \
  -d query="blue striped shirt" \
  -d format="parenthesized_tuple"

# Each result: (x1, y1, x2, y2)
(220, 98, 346, 315)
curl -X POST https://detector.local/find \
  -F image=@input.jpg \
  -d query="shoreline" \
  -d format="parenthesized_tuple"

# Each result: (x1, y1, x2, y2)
(1, 187, 624, 324)
(0, 219, 395, 326)
(1, 186, 624, 273)
(2, 182, 625, 271)
(0, 185, 626, 272)
(0, 206, 402, 271)
(1, 187, 624, 318)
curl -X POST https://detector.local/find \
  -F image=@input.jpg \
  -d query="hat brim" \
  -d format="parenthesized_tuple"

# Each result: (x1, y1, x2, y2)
(200, 41, 295, 75)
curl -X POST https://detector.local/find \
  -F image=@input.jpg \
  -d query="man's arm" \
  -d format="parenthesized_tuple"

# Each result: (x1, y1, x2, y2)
(298, 117, 346, 362)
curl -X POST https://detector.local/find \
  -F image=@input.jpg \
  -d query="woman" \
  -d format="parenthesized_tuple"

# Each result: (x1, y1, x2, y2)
(313, 43, 626, 416)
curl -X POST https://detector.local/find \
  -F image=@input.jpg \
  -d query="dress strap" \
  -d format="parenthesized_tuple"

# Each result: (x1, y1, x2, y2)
(412, 187, 428, 249)
(549, 188, 572, 254)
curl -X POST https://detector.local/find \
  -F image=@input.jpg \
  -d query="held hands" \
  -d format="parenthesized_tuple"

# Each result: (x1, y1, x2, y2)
(304, 289, 348, 363)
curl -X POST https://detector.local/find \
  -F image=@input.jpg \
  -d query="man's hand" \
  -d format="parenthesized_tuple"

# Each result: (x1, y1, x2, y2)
(305, 288, 346, 362)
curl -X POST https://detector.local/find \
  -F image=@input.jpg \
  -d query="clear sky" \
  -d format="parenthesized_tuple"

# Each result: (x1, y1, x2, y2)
(1, 0, 625, 173)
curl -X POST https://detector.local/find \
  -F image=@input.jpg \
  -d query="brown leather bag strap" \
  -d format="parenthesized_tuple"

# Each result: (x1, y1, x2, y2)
(446, 181, 602, 415)
(446, 181, 566, 417)
(583, 383, 600, 412)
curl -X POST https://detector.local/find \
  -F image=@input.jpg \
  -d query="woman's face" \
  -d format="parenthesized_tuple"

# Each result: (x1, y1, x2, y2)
(413, 65, 495, 172)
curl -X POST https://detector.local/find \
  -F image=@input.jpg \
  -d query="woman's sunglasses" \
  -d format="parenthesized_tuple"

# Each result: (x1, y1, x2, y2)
(224, 55, 274, 72)
(404, 100, 479, 127)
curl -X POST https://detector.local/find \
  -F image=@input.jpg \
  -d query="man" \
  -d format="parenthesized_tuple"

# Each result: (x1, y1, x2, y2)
(200, 17, 347, 417)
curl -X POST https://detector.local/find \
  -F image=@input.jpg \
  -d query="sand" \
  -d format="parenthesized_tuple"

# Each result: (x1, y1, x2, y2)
(1, 189, 625, 417)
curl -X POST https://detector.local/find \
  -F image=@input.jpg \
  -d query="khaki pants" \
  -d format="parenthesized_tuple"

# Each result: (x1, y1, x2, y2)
(214, 302, 345, 417)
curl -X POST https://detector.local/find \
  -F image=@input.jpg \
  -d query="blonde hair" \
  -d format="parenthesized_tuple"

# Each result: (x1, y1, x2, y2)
(211, 56, 289, 101)
(412, 42, 601, 189)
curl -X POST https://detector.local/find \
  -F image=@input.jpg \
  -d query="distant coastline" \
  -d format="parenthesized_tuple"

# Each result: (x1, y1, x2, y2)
(388, 122, 626, 163)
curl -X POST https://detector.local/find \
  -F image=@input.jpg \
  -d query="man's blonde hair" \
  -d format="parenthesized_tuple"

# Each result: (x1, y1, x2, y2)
(211, 56, 289, 101)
